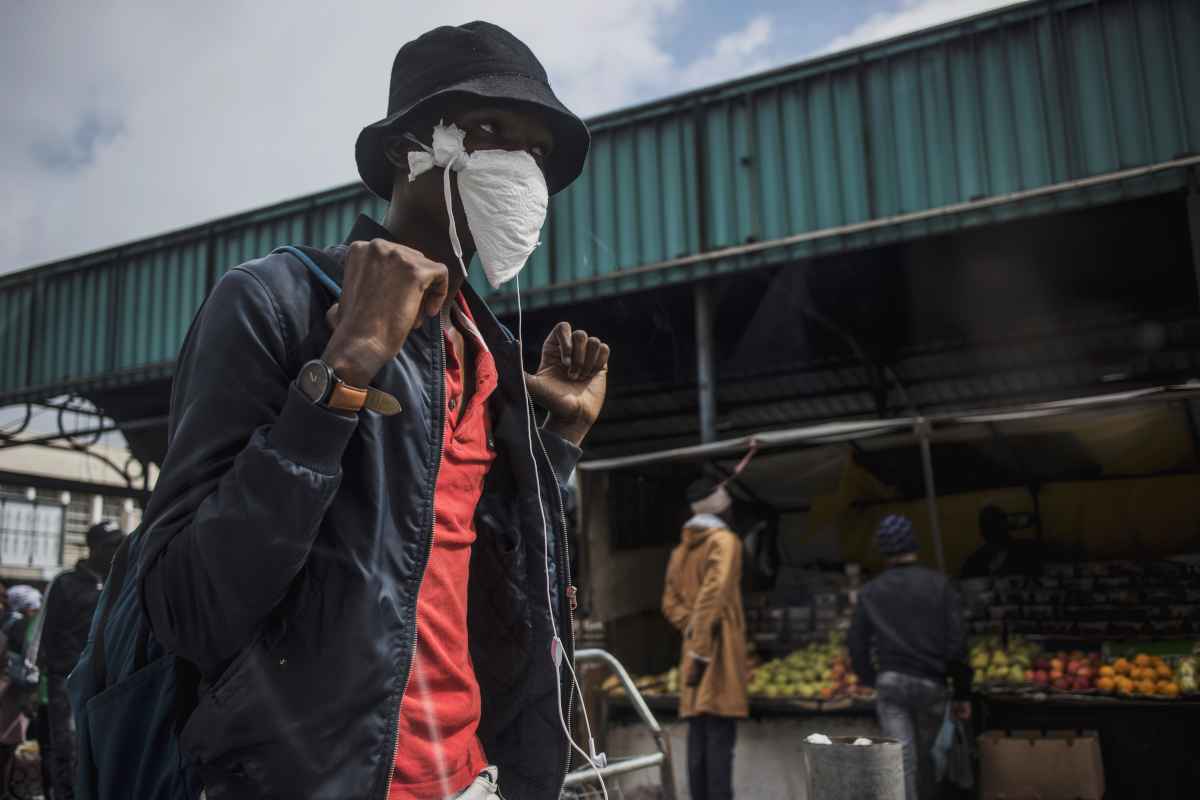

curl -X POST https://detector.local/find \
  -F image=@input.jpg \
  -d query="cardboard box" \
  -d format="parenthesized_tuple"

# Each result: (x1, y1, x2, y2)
(979, 730, 1104, 800)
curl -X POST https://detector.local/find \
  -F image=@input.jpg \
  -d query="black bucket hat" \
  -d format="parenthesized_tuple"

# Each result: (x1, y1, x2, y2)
(355, 21, 590, 199)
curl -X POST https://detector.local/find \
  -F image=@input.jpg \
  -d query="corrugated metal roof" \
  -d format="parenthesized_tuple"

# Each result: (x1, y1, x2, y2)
(0, 0, 1197, 404)
(585, 314, 1200, 455)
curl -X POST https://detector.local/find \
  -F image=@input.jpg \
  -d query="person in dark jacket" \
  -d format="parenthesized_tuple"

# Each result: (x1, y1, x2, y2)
(41, 520, 123, 800)
(960, 505, 1043, 579)
(848, 515, 972, 800)
(132, 22, 606, 800)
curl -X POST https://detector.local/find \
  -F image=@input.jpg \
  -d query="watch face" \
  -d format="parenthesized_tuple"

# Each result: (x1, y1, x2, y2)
(299, 360, 331, 404)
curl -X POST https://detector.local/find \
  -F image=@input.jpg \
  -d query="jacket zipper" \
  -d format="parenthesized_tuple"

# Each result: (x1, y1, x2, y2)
(383, 316, 447, 798)
(525, 393, 577, 784)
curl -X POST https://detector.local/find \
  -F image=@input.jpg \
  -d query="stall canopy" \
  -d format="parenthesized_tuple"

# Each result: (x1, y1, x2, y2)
(580, 384, 1200, 571)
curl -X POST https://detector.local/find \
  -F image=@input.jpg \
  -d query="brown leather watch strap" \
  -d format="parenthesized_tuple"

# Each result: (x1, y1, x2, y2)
(326, 382, 368, 412)
(364, 388, 402, 416)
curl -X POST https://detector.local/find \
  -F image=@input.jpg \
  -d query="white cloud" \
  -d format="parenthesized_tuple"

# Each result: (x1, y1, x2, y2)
(1, 0, 776, 274)
(821, 0, 1028, 55)
(678, 15, 774, 91)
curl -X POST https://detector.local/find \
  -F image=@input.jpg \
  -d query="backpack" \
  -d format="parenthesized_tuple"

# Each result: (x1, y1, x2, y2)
(68, 528, 199, 799)
(68, 246, 339, 800)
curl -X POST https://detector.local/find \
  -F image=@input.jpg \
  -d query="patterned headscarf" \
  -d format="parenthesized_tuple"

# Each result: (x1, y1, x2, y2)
(7, 585, 42, 614)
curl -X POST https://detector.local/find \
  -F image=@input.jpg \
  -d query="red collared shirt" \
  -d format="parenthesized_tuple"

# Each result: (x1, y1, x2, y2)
(390, 296, 498, 799)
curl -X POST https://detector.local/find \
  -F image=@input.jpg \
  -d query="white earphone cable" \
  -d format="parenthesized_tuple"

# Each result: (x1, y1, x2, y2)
(514, 274, 609, 799)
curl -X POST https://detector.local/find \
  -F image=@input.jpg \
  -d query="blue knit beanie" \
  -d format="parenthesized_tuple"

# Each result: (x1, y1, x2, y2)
(876, 514, 917, 556)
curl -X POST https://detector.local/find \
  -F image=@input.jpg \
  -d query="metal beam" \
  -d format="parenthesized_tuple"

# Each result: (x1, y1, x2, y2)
(693, 283, 717, 444)
(916, 418, 947, 572)
(0, 415, 168, 451)
(1189, 181, 1200, 306)
(0, 469, 149, 503)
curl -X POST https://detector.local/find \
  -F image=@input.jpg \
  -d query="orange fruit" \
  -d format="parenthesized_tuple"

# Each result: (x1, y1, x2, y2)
(1135, 654, 1151, 668)
(1096, 677, 1115, 693)
(1163, 683, 1181, 698)
(1117, 678, 1135, 695)
(1156, 664, 1172, 679)
(1139, 680, 1157, 695)
(1157, 680, 1173, 694)
(1098, 666, 1115, 678)
(1113, 658, 1131, 674)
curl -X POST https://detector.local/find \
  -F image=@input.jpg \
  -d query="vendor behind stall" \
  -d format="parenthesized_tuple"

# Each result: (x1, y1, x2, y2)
(848, 515, 972, 800)
(662, 477, 749, 800)
(960, 505, 1043, 579)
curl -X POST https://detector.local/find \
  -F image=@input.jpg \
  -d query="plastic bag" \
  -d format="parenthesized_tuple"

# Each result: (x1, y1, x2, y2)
(931, 705, 974, 789)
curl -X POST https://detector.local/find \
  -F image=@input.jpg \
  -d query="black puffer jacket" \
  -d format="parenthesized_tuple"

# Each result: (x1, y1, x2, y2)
(42, 561, 104, 677)
(139, 216, 579, 799)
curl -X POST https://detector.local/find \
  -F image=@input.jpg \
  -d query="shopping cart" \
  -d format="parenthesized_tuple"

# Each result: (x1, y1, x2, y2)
(559, 649, 676, 800)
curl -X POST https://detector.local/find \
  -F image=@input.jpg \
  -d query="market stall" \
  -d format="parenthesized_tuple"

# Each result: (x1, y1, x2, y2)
(574, 384, 1200, 796)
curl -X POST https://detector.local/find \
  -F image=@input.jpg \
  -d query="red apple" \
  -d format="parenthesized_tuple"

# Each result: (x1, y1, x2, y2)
(1067, 660, 1083, 675)
(1034, 658, 1051, 671)
(1050, 669, 1064, 681)
(1033, 671, 1049, 686)
(1050, 658, 1065, 673)
(1076, 666, 1093, 681)
(1052, 677, 1071, 691)
(1073, 677, 1090, 692)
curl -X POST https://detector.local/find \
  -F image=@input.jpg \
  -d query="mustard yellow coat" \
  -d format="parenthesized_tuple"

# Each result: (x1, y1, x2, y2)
(661, 518, 750, 718)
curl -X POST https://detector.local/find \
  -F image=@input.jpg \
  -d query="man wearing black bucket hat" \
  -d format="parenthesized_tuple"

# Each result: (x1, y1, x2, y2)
(130, 21, 608, 800)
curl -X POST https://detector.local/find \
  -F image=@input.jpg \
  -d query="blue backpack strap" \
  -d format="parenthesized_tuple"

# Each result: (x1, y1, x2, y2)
(272, 245, 342, 299)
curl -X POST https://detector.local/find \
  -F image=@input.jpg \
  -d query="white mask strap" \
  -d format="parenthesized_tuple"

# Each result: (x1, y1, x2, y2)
(404, 127, 468, 278)
(442, 154, 467, 277)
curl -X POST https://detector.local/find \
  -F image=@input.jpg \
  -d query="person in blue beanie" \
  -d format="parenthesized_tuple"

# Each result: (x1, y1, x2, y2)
(847, 515, 972, 800)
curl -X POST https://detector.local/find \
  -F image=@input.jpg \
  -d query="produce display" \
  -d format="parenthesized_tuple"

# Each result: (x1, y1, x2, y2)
(962, 559, 1200, 639)
(747, 635, 872, 701)
(601, 668, 678, 698)
(603, 634, 873, 708)
(970, 636, 1199, 700)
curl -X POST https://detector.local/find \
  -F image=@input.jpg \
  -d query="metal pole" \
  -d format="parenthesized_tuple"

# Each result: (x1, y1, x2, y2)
(916, 418, 946, 572)
(1188, 182, 1200, 304)
(694, 282, 717, 444)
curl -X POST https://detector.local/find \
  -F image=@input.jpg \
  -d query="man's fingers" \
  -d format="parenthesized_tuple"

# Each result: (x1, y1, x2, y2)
(422, 262, 450, 319)
(583, 340, 610, 377)
(569, 330, 589, 379)
(553, 322, 573, 367)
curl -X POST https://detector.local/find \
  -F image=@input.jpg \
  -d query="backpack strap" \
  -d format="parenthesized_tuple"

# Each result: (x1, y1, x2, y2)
(272, 245, 343, 299)
(91, 536, 134, 690)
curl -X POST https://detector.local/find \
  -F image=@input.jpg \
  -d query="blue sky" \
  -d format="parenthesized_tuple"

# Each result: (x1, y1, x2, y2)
(0, 0, 1024, 275)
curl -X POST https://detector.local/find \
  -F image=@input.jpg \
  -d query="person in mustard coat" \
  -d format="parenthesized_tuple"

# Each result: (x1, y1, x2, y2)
(662, 477, 749, 800)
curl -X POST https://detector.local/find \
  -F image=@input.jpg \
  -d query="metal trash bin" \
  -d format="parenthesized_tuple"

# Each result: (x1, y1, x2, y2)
(800, 736, 904, 800)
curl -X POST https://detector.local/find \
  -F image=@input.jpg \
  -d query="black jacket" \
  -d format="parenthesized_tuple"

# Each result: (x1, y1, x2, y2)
(42, 561, 104, 677)
(138, 217, 580, 800)
(848, 563, 972, 700)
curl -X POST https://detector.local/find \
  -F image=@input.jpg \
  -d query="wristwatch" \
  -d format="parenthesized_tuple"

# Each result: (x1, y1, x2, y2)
(297, 360, 401, 415)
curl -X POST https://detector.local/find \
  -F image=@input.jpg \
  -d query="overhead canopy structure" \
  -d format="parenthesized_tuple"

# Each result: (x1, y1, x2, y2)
(580, 384, 1200, 476)
(581, 384, 1200, 569)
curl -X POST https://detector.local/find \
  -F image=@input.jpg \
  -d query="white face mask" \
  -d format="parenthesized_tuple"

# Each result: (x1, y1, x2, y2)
(406, 122, 548, 289)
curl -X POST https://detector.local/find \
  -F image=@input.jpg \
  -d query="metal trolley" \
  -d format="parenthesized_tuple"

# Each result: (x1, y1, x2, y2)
(560, 649, 676, 800)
